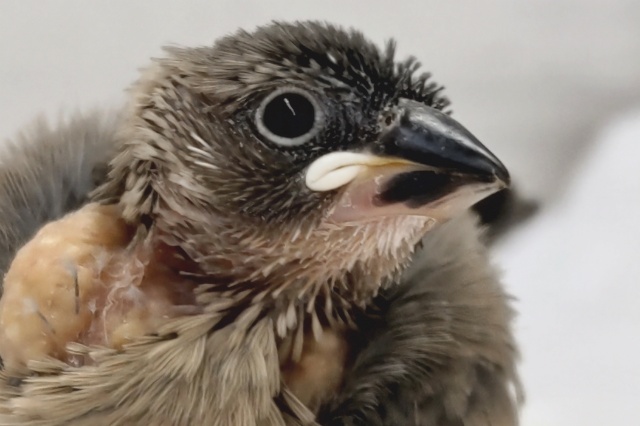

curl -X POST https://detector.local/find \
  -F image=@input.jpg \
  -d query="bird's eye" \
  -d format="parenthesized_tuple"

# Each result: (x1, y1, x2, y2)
(255, 87, 323, 147)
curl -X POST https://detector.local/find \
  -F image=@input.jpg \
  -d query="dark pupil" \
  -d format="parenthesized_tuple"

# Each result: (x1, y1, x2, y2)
(263, 93, 315, 139)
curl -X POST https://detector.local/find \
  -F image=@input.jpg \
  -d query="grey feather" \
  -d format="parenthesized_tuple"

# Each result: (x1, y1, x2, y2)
(321, 213, 522, 425)
(0, 113, 119, 277)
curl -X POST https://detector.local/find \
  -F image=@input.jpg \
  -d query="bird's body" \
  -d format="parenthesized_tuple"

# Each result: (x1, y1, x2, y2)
(0, 21, 521, 425)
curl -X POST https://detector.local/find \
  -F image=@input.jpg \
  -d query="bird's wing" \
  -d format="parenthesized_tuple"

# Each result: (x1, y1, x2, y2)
(0, 112, 119, 278)
(322, 212, 522, 426)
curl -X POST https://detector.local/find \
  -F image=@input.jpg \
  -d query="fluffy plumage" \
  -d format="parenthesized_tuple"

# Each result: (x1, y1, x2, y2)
(321, 213, 521, 425)
(0, 113, 118, 278)
(0, 21, 521, 425)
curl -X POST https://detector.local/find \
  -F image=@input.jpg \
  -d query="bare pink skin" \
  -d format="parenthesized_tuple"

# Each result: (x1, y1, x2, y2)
(0, 204, 198, 370)
(327, 164, 499, 225)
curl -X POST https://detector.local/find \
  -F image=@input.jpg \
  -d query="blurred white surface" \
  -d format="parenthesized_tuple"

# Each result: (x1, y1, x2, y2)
(495, 111, 640, 425)
(1, 2, 640, 425)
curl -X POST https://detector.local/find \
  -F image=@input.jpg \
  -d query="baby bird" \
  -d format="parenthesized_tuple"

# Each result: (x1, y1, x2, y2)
(0, 21, 520, 425)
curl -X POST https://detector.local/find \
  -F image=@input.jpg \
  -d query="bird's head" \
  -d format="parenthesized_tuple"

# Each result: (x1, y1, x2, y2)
(95, 21, 509, 319)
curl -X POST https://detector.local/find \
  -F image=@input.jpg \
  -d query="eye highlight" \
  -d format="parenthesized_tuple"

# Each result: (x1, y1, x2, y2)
(255, 87, 323, 147)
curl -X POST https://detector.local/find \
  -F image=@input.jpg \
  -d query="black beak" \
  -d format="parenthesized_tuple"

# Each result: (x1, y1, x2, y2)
(374, 99, 510, 209)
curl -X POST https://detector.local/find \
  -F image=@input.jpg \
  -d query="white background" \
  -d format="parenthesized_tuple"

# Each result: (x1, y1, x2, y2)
(1, 1, 639, 424)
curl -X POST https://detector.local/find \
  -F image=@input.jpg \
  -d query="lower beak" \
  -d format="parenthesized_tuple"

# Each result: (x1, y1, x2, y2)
(305, 99, 510, 224)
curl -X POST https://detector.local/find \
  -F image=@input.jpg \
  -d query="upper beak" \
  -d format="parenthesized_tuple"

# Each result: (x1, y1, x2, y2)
(305, 98, 510, 223)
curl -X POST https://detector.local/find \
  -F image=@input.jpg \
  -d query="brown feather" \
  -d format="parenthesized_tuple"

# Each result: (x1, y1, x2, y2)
(0, 20, 521, 425)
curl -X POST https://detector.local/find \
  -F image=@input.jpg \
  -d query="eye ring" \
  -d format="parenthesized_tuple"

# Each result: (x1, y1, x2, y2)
(255, 86, 324, 147)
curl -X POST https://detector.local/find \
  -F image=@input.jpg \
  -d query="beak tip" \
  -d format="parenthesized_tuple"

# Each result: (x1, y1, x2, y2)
(470, 158, 510, 190)
(495, 165, 511, 188)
